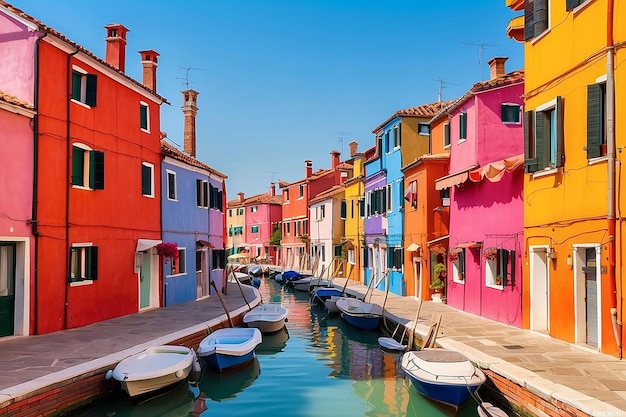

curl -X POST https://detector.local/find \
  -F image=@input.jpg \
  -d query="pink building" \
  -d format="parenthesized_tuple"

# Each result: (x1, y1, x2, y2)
(433, 58, 525, 327)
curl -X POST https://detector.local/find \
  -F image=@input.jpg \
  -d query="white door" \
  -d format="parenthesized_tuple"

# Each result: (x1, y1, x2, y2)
(529, 246, 549, 332)
(413, 257, 422, 300)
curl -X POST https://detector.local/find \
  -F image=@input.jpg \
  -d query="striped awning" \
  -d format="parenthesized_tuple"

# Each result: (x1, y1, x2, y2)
(435, 166, 478, 190)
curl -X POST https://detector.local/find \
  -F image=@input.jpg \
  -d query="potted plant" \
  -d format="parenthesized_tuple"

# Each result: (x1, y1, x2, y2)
(156, 242, 179, 262)
(495, 275, 503, 286)
(484, 248, 498, 261)
(430, 276, 445, 303)
(434, 262, 447, 278)
(449, 251, 458, 261)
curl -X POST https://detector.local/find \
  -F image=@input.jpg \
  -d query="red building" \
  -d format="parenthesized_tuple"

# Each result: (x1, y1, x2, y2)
(29, 15, 166, 333)
(279, 151, 353, 271)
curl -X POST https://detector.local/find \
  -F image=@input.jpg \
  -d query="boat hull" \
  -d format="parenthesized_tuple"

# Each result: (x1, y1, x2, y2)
(197, 328, 262, 372)
(336, 297, 382, 331)
(243, 304, 289, 334)
(401, 349, 486, 410)
(341, 312, 381, 331)
(110, 345, 196, 398)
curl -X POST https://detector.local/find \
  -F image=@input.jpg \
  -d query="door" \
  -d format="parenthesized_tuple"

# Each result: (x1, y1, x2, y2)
(584, 248, 599, 347)
(196, 250, 208, 299)
(413, 257, 422, 300)
(139, 251, 151, 309)
(0, 243, 16, 337)
(530, 247, 549, 332)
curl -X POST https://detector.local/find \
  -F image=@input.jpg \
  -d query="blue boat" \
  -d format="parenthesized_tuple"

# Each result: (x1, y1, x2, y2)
(335, 297, 382, 331)
(197, 328, 262, 372)
(311, 286, 343, 307)
(401, 349, 486, 410)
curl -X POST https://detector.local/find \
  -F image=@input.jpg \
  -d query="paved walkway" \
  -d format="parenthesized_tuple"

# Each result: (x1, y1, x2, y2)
(1, 277, 626, 417)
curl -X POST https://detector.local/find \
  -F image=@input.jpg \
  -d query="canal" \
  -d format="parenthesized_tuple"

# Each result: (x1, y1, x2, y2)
(68, 276, 493, 417)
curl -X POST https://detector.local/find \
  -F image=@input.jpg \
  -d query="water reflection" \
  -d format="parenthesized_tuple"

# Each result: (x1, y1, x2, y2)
(198, 357, 260, 402)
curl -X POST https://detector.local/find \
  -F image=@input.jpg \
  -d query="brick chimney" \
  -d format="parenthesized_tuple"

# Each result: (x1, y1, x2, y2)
(305, 160, 313, 178)
(104, 24, 129, 72)
(139, 50, 159, 92)
(270, 182, 276, 196)
(488, 56, 508, 80)
(238, 192, 245, 203)
(330, 150, 341, 169)
(349, 141, 358, 157)
(181, 89, 199, 157)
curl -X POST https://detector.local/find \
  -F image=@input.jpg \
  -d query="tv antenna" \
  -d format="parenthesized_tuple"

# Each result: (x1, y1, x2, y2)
(457, 41, 497, 80)
(432, 78, 458, 103)
(333, 131, 350, 156)
(266, 171, 280, 183)
(177, 66, 208, 89)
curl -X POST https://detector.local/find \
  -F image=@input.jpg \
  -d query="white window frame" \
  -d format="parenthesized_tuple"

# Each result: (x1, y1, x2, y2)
(69, 242, 95, 286)
(71, 65, 91, 109)
(142, 162, 155, 198)
(501, 103, 521, 124)
(386, 183, 393, 214)
(169, 247, 186, 276)
(72, 143, 92, 190)
(140, 101, 150, 133)
(418, 123, 430, 135)
(536, 97, 559, 170)
(166, 170, 177, 201)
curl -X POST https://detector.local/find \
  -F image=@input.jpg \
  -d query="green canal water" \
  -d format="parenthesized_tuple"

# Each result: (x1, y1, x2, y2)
(69, 277, 499, 417)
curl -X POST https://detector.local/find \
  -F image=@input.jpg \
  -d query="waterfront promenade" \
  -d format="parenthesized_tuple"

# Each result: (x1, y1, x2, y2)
(1, 277, 625, 416)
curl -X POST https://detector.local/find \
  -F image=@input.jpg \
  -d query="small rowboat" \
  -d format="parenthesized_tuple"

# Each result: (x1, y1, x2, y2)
(336, 297, 382, 331)
(105, 345, 200, 398)
(197, 327, 262, 372)
(243, 303, 289, 334)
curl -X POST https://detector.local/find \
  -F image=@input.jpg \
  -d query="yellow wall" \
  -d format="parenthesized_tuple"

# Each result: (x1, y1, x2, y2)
(344, 156, 365, 283)
(400, 117, 431, 166)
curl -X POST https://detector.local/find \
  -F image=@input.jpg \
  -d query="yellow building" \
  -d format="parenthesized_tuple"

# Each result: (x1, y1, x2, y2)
(226, 193, 246, 256)
(507, 0, 624, 356)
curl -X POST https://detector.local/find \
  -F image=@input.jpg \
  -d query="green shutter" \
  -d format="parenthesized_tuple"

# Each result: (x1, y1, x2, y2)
(587, 84, 603, 159)
(524, 111, 538, 173)
(340, 200, 346, 219)
(381, 188, 387, 212)
(141, 164, 151, 195)
(92, 151, 105, 189)
(535, 110, 547, 170)
(140, 105, 148, 130)
(168, 173, 176, 199)
(72, 146, 84, 185)
(534, 0, 548, 37)
(509, 250, 516, 286)
(524, 0, 535, 40)
(460, 113, 467, 139)
(498, 249, 509, 286)
(444, 123, 450, 146)
(88, 246, 98, 280)
(555, 96, 564, 167)
(71, 71, 81, 101)
(359, 198, 365, 217)
(85, 74, 97, 106)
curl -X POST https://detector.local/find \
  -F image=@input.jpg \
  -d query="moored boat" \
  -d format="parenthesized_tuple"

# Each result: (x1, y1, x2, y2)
(243, 303, 289, 334)
(105, 345, 199, 399)
(401, 349, 486, 410)
(197, 327, 262, 372)
(335, 297, 382, 331)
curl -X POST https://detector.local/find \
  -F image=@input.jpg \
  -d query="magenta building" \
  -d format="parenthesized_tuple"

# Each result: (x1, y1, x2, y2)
(433, 58, 525, 327)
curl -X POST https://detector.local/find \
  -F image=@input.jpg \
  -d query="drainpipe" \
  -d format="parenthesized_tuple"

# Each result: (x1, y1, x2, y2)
(606, 0, 621, 358)
(64, 47, 79, 330)
(31, 31, 47, 335)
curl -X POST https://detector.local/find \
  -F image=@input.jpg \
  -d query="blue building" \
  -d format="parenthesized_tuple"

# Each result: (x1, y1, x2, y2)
(161, 89, 227, 306)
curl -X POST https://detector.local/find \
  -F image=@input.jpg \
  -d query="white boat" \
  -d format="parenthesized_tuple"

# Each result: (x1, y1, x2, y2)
(324, 295, 342, 315)
(243, 303, 289, 334)
(336, 297, 382, 331)
(228, 271, 252, 286)
(401, 349, 486, 410)
(197, 327, 262, 372)
(105, 345, 199, 398)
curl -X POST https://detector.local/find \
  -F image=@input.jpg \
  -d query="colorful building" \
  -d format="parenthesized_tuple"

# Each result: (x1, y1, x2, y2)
(433, 58, 525, 326)
(309, 185, 345, 277)
(1, 3, 167, 334)
(363, 147, 387, 290)
(160, 89, 227, 306)
(226, 195, 246, 256)
(507, 0, 625, 355)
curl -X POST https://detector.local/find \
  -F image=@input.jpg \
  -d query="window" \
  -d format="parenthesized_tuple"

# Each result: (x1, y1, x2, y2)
(440, 188, 450, 207)
(237, 208, 244, 215)
(69, 245, 98, 282)
(524, 0, 549, 40)
(286, 222, 290, 234)
(167, 170, 177, 200)
(209, 184, 223, 211)
(359, 197, 365, 217)
(72, 145, 104, 190)
(485, 249, 512, 288)
(171, 248, 186, 275)
(197, 179, 209, 208)
(418, 123, 430, 135)
(228, 209, 232, 217)
(340, 200, 347, 219)
(443, 122, 451, 147)
(389, 247, 403, 270)
(303, 219, 308, 234)
(71, 67, 97, 107)
(141, 162, 154, 197)
(299, 185, 304, 198)
(386, 184, 393, 213)
(251, 206, 258, 213)
(347, 249, 355, 264)
(140, 102, 149, 131)
(393, 124, 401, 148)
(405, 180, 417, 209)
(587, 83, 607, 159)
(566, 0, 588, 10)
(501, 104, 521, 124)
(334, 245, 343, 258)
(459, 112, 467, 140)
(384, 131, 390, 153)
(285, 189, 290, 202)
(316, 205, 326, 221)
(251, 225, 259, 233)
(524, 96, 564, 173)
(451, 249, 466, 283)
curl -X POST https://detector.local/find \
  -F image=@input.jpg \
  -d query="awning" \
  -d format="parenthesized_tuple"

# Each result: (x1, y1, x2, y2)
(407, 242, 420, 252)
(469, 154, 524, 183)
(196, 240, 214, 248)
(427, 235, 449, 245)
(404, 181, 416, 207)
(506, 15, 525, 41)
(435, 166, 478, 190)
(136, 238, 162, 252)
(456, 241, 482, 249)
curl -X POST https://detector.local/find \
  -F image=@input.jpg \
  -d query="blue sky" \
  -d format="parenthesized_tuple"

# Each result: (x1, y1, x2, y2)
(22, 1, 523, 198)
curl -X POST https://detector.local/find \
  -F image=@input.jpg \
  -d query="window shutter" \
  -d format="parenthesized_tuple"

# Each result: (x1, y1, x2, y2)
(209, 184, 215, 208)
(140, 105, 148, 129)
(340, 200, 346, 219)
(141, 164, 151, 195)
(363, 246, 368, 267)
(93, 151, 105, 189)
(218, 190, 223, 210)
(555, 96, 564, 167)
(523, 111, 538, 173)
(359, 198, 365, 217)
(566, 0, 581, 10)
(71, 71, 81, 101)
(535, 110, 547, 169)
(444, 123, 451, 146)
(168, 173, 176, 199)
(509, 250, 516, 286)
(196, 180, 202, 206)
(498, 249, 509, 286)
(88, 150, 96, 189)
(534, 0, 548, 37)
(586, 84, 603, 159)
(460, 113, 467, 139)
(459, 250, 466, 276)
(86, 74, 97, 107)
(89, 246, 98, 280)
(524, 0, 535, 40)
(381, 187, 387, 212)
(72, 146, 84, 185)
(204, 182, 209, 207)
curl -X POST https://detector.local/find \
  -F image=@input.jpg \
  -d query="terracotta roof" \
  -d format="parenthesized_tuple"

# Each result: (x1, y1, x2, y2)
(227, 193, 281, 208)
(430, 70, 525, 124)
(401, 152, 450, 172)
(309, 185, 344, 205)
(279, 161, 354, 189)
(0, 91, 34, 110)
(161, 141, 227, 179)
(0, 1, 168, 104)
(372, 100, 456, 133)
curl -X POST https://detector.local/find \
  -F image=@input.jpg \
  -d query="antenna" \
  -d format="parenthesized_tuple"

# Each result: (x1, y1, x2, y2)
(176, 66, 208, 89)
(432, 78, 459, 103)
(457, 41, 498, 80)
(266, 171, 280, 183)
(333, 131, 350, 156)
